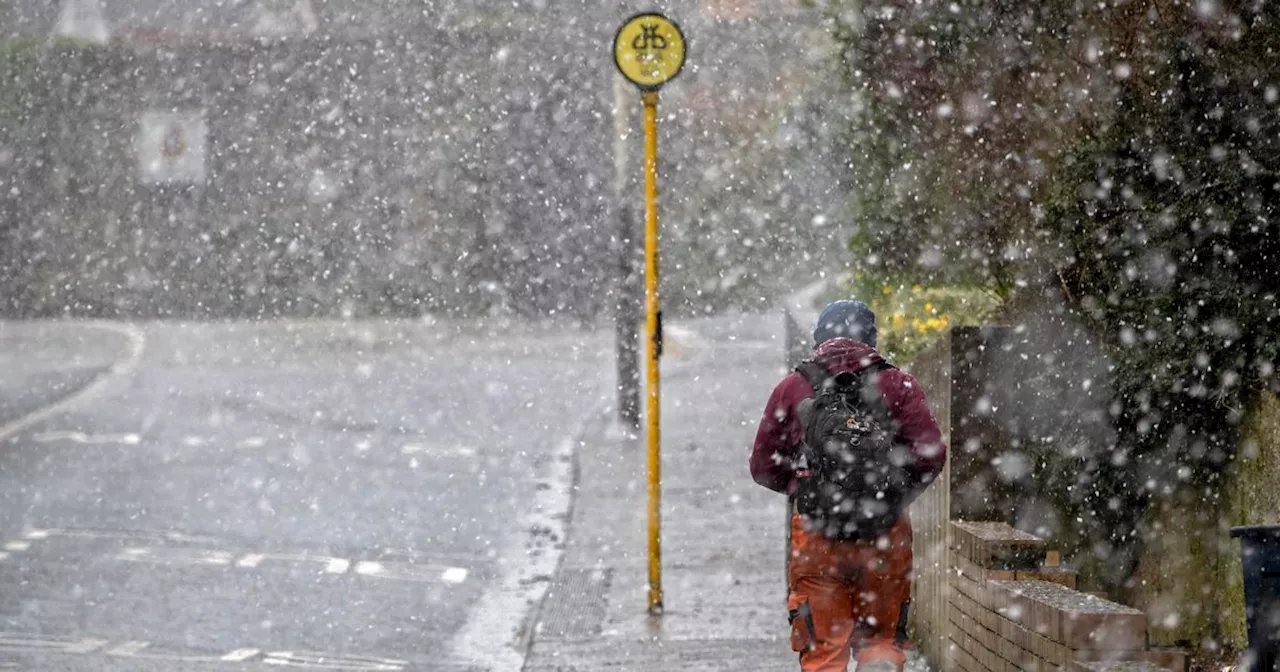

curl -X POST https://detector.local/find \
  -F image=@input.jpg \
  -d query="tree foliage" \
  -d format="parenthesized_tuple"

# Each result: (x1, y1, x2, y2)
(1047, 6, 1280, 590)
(812, 0, 1280, 598)
(808, 0, 1129, 291)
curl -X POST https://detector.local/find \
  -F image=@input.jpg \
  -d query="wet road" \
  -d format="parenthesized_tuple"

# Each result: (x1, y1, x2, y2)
(0, 319, 612, 671)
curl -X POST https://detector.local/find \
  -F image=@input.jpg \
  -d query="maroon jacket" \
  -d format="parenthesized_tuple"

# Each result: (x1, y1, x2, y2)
(749, 337, 947, 498)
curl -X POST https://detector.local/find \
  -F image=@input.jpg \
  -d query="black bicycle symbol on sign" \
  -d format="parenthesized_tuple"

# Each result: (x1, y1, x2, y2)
(633, 24, 668, 50)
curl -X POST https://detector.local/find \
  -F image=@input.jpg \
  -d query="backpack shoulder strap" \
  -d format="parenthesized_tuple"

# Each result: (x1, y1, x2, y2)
(798, 359, 895, 392)
(856, 361, 897, 399)
(795, 360, 830, 392)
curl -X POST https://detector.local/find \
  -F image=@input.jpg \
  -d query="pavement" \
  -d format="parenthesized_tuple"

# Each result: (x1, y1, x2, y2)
(521, 307, 932, 672)
(523, 312, 801, 670)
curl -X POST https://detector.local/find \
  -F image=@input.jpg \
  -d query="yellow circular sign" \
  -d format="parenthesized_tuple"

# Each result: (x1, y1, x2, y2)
(614, 13, 686, 90)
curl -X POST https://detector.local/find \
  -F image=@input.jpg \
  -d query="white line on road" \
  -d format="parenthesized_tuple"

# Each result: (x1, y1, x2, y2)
(106, 641, 269, 664)
(31, 431, 141, 445)
(0, 634, 408, 669)
(105, 641, 150, 656)
(221, 648, 262, 662)
(262, 651, 406, 670)
(0, 322, 146, 443)
(117, 547, 233, 566)
(236, 553, 350, 574)
(353, 561, 384, 576)
(399, 443, 477, 457)
(354, 561, 468, 583)
(0, 635, 107, 654)
(19, 525, 469, 585)
(33, 527, 222, 544)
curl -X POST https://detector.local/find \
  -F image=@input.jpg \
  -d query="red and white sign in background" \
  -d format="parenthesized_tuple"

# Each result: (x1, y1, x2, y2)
(135, 109, 208, 185)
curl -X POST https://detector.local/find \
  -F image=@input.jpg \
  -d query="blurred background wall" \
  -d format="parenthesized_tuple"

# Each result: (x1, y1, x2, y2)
(0, 0, 847, 320)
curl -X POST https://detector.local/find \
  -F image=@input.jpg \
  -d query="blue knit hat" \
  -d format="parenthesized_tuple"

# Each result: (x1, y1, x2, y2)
(813, 299, 877, 347)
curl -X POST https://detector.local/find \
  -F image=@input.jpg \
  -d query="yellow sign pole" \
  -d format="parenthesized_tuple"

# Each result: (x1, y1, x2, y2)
(641, 88, 663, 614)
(613, 11, 685, 617)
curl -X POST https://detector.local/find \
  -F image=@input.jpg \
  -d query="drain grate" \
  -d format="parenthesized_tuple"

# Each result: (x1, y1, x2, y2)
(535, 567, 612, 640)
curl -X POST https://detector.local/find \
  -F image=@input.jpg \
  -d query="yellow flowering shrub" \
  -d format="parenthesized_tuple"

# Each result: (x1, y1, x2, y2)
(860, 280, 1003, 364)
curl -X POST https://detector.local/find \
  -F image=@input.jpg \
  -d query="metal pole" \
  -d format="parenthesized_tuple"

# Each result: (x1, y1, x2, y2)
(642, 88, 663, 615)
(614, 75, 641, 429)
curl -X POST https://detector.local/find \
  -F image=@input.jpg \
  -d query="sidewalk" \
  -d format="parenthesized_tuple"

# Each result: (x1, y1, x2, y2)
(524, 315, 797, 670)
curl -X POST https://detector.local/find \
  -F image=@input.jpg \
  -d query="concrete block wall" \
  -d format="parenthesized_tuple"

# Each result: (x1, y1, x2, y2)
(946, 521, 1186, 672)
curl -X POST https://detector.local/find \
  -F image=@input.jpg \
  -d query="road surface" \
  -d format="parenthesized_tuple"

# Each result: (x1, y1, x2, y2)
(0, 319, 612, 671)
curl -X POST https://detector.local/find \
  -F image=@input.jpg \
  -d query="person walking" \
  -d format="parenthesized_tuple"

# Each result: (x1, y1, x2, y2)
(750, 299, 947, 672)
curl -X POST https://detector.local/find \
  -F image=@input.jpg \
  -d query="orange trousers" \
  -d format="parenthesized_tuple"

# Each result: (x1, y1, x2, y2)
(787, 513, 913, 672)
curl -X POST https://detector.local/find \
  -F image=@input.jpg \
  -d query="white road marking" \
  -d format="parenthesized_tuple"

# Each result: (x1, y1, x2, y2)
(31, 431, 142, 445)
(0, 553, 8, 562)
(353, 561, 468, 583)
(263, 651, 406, 670)
(353, 561, 384, 575)
(106, 641, 150, 656)
(117, 547, 233, 566)
(400, 443, 477, 457)
(0, 634, 107, 653)
(181, 436, 207, 447)
(38, 527, 222, 544)
(222, 648, 262, 662)
(239, 437, 267, 448)
(0, 633, 408, 669)
(21, 524, 469, 584)
(108, 641, 268, 663)
(67, 638, 110, 654)
(0, 322, 146, 443)
(236, 553, 350, 574)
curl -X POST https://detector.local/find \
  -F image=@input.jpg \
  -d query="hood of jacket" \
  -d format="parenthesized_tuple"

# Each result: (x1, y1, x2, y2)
(811, 337, 884, 374)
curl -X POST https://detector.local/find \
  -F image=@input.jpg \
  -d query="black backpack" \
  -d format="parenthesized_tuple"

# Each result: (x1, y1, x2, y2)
(793, 359, 914, 541)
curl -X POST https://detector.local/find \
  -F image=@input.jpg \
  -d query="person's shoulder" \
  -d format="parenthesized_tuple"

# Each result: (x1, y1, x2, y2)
(875, 364, 926, 396)
(770, 369, 813, 400)
(779, 369, 811, 391)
